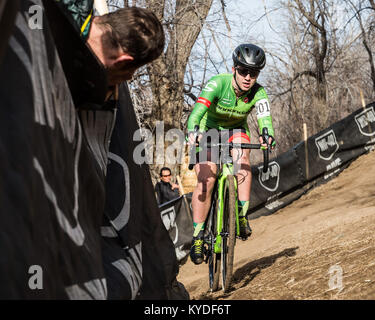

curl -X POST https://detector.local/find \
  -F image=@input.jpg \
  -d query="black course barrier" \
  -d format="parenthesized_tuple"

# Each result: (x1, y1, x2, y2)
(248, 103, 375, 219)
(158, 194, 194, 264)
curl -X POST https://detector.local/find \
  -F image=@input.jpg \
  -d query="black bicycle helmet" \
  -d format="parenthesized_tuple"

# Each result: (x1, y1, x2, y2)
(232, 43, 266, 70)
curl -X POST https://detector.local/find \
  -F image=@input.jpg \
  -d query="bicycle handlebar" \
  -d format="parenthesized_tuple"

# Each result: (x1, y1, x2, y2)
(200, 142, 262, 149)
(188, 126, 270, 173)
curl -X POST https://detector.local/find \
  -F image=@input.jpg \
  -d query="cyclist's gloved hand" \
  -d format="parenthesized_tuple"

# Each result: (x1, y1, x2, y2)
(269, 135, 276, 149)
(187, 132, 196, 146)
(259, 135, 276, 149)
(187, 129, 202, 146)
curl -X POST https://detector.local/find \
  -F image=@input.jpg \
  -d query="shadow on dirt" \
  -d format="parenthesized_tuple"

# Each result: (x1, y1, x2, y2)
(231, 247, 299, 288)
(198, 247, 299, 300)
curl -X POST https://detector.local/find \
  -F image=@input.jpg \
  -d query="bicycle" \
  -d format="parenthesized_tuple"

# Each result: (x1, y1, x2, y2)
(188, 127, 270, 293)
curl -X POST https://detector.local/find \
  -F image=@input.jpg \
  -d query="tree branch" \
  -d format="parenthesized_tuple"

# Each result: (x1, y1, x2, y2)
(294, 0, 324, 32)
(219, 0, 234, 50)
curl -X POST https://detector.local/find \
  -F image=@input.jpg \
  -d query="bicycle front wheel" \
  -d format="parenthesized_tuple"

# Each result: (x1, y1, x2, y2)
(221, 174, 237, 293)
(210, 205, 221, 292)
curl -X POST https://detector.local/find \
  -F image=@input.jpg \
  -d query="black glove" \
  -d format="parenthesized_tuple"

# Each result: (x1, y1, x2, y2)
(260, 133, 276, 149)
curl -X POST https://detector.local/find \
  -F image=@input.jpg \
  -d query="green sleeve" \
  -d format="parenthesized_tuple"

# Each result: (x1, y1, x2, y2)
(258, 115, 274, 137)
(254, 88, 275, 137)
(187, 76, 222, 131)
(187, 104, 208, 132)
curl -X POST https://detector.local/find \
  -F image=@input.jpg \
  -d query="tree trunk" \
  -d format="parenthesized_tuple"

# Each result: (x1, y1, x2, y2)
(295, 0, 328, 103)
(144, 0, 213, 180)
(146, 0, 213, 132)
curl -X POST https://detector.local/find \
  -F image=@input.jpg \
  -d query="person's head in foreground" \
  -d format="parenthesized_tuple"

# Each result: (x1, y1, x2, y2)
(87, 7, 165, 85)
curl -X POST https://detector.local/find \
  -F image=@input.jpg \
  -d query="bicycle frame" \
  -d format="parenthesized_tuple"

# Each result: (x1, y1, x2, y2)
(213, 162, 239, 254)
(198, 141, 266, 253)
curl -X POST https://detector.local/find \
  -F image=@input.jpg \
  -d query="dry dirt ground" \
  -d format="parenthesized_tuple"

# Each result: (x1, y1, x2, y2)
(177, 149, 375, 300)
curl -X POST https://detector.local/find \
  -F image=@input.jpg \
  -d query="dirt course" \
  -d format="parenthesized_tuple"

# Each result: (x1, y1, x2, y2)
(177, 149, 375, 300)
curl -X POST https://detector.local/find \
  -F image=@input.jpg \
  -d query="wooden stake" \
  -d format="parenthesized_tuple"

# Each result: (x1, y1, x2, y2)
(360, 89, 366, 108)
(176, 175, 184, 196)
(176, 175, 193, 219)
(303, 123, 309, 180)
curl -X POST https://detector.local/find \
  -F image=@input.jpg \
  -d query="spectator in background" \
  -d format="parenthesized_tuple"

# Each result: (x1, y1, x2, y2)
(155, 167, 180, 205)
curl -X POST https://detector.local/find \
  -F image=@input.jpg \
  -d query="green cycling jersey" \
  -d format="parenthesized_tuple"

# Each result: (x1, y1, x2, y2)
(187, 73, 275, 139)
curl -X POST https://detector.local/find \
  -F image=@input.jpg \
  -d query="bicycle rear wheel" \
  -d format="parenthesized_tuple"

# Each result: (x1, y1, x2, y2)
(221, 174, 237, 293)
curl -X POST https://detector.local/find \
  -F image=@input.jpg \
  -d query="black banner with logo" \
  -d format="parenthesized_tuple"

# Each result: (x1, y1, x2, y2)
(102, 84, 188, 300)
(0, 0, 188, 300)
(248, 103, 375, 219)
(159, 194, 194, 264)
(0, 0, 106, 299)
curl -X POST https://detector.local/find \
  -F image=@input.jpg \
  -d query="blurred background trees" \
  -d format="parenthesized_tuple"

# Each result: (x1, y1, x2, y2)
(106, 0, 375, 181)
(266, 0, 375, 152)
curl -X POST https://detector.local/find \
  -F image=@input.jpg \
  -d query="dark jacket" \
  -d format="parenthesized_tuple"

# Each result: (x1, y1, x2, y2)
(155, 181, 180, 205)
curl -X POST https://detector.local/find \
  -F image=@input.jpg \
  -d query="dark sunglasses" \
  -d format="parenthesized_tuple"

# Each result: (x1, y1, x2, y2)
(236, 67, 259, 78)
(161, 174, 171, 177)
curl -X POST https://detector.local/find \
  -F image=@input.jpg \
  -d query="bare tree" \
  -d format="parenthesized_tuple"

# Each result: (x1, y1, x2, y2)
(263, 0, 336, 148)
(346, 0, 375, 92)
(289, 0, 331, 103)
(261, 0, 375, 153)
(145, 1, 213, 133)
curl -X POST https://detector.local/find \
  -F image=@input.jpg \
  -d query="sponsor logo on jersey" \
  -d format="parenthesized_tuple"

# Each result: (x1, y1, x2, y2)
(197, 97, 211, 108)
(216, 104, 250, 115)
(202, 80, 218, 92)
(221, 98, 232, 105)
(258, 161, 280, 192)
(315, 129, 339, 161)
(354, 106, 375, 136)
(244, 97, 249, 103)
